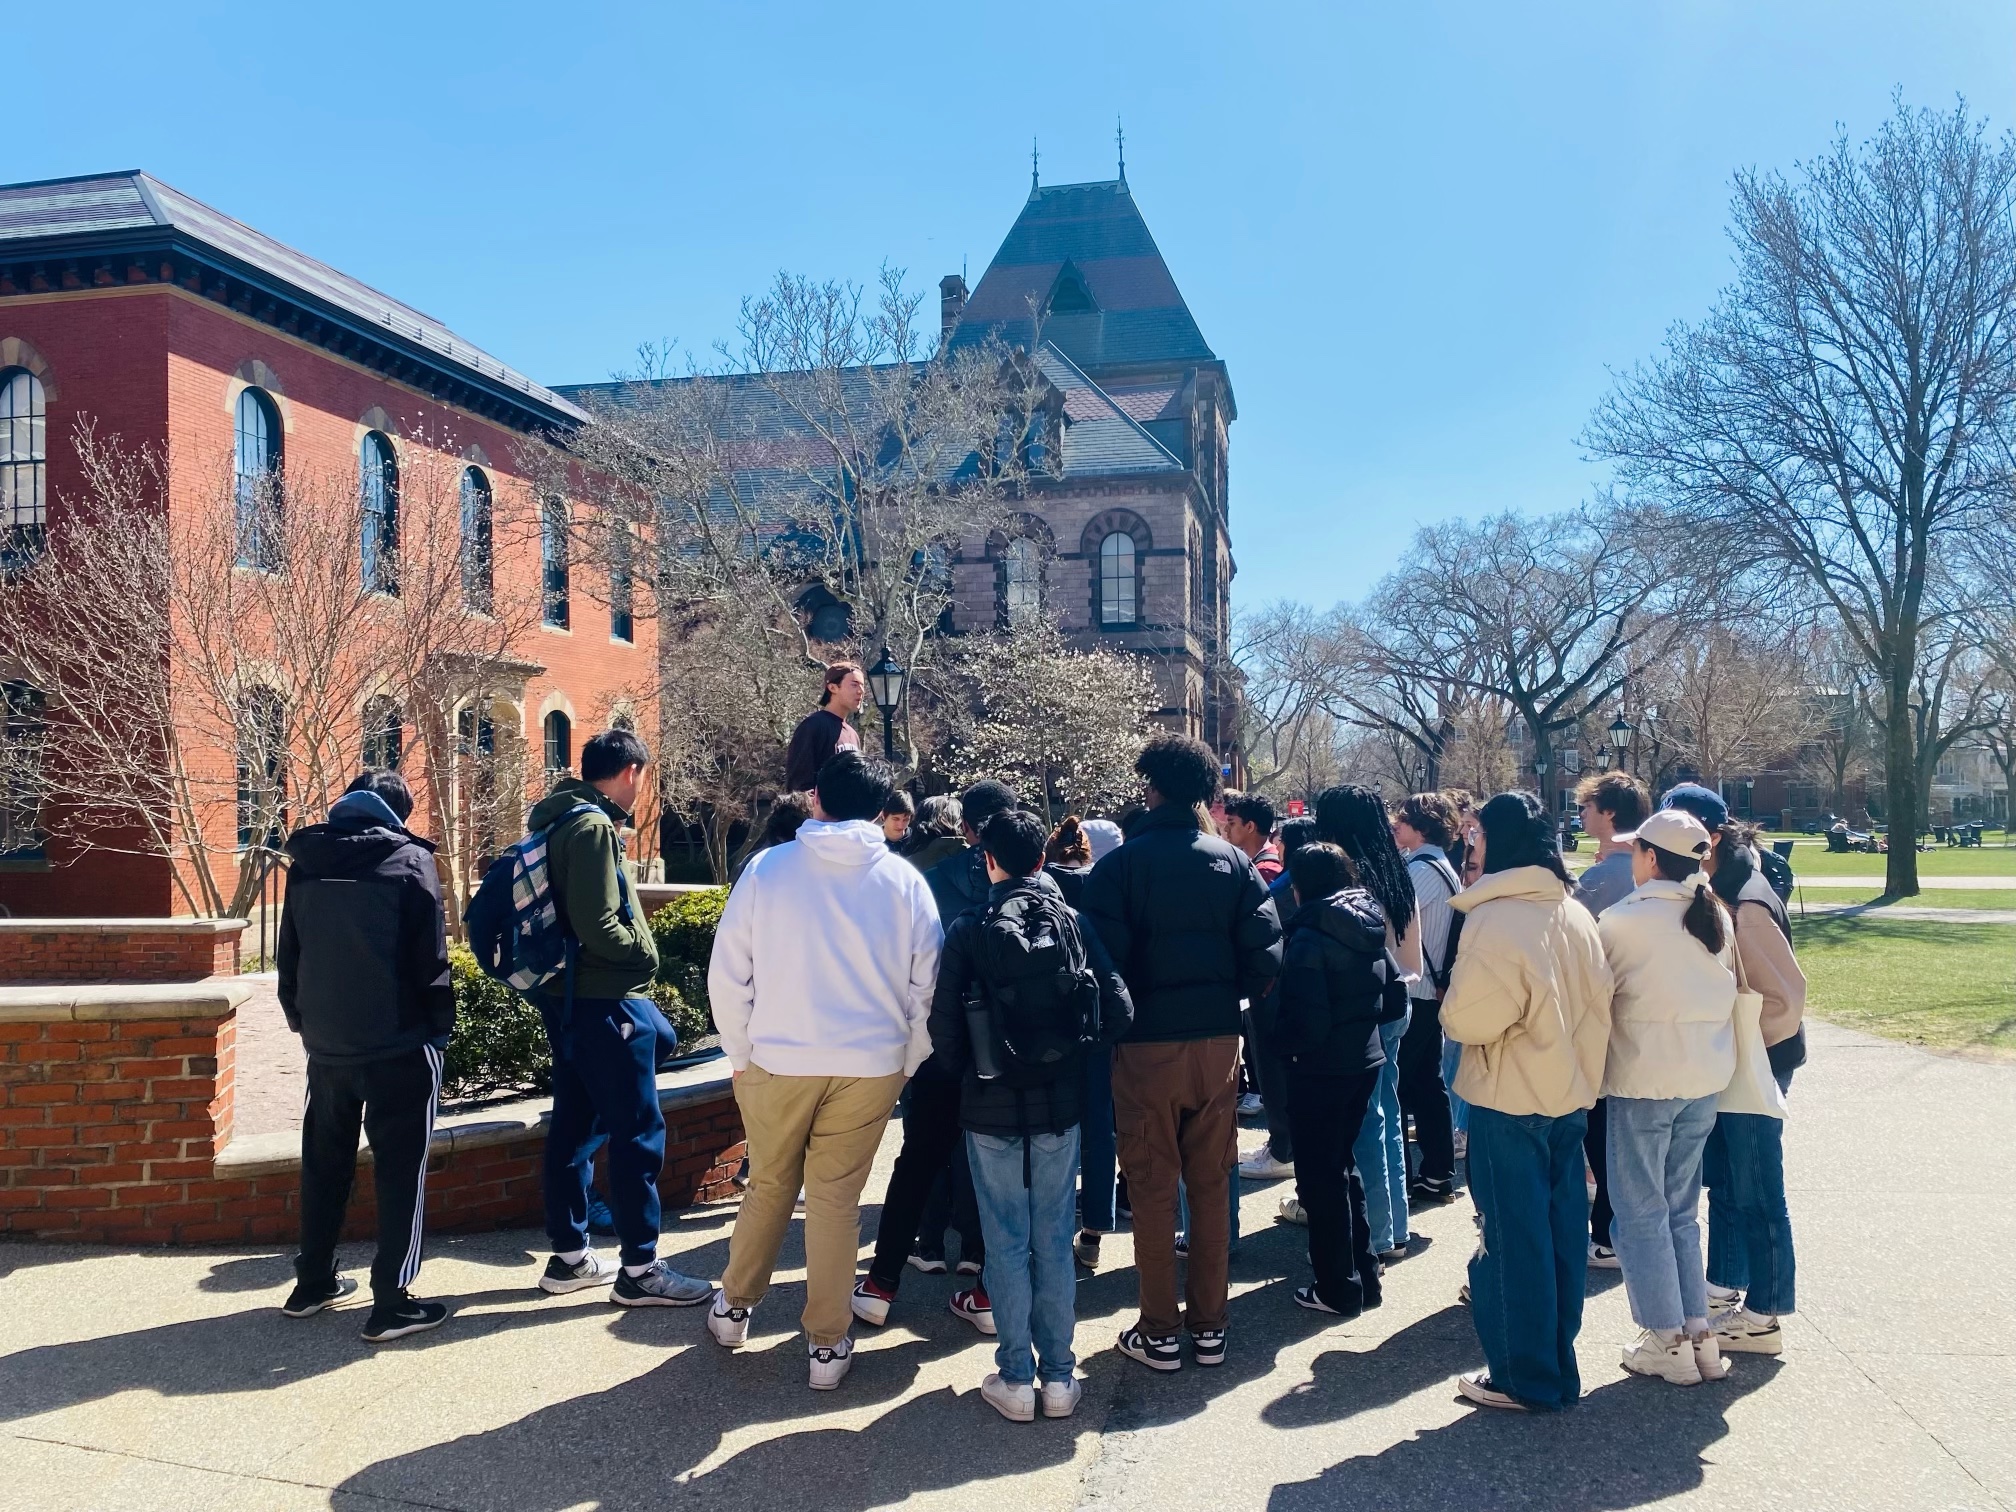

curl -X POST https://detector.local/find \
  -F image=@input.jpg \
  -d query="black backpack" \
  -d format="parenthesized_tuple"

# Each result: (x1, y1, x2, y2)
(968, 889, 1101, 1087)
(1757, 846, 1796, 906)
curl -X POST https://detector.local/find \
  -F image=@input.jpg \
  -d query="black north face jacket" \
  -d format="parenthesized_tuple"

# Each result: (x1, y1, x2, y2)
(277, 791, 454, 1065)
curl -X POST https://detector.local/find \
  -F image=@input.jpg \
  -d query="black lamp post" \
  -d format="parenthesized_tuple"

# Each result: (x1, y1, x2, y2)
(1596, 747, 1612, 772)
(865, 645, 907, 762)
(1609, 715, 1633, 754)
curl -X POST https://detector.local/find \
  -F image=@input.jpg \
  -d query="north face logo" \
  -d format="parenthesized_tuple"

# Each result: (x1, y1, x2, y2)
(1209, 855, 1234, 874)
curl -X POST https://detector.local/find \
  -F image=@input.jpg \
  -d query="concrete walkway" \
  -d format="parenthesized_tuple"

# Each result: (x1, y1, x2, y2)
(1802, 902, 2016, 925)
(1, 1021, 2010, 1512)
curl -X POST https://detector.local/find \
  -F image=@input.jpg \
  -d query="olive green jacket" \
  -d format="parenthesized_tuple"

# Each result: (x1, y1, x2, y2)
(528, 777, 660, 1000)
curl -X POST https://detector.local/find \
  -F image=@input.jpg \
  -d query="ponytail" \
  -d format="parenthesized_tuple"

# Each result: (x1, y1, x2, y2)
(1641, 838, 1727, 954)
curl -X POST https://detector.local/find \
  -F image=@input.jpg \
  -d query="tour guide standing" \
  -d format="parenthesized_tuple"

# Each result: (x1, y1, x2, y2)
(529, 730, 713, 1308)
(706, 750, 944, 1390)
(1083, 733, 1283, 1372)
(784, 661, 865, 793)
(278, 771, 454, 1343)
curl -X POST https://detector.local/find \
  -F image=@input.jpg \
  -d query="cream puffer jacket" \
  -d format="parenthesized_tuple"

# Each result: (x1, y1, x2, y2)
(1441, 866, 1613, 1118)
(1597, 879, 1738, 1101)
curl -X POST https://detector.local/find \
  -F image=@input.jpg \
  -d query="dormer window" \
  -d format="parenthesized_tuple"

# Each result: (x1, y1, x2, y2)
(1046, 261, 1097, 314)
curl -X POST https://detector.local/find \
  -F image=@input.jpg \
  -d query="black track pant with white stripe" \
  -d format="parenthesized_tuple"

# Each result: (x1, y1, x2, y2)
(297, 1045, 441, 1298)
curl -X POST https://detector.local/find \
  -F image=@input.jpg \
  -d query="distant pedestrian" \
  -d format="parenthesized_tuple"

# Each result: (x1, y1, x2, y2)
(1391, 791, 1463, 1206)
(783, 661, 865, 793)
(1313, 785, 1420, 1263)
(1443, 792, 1612, 1412)
(1598, 808, 1738, 1387)
(528, 730, 711, 1309)
(1083, 733, 1283, 1373)
(1276, 842, 1396, 1318)
(1571, 770, 1654, 1271)
(708, 751, 943, 1389)
(927, 809, 1133, 1420)
(277, 770, 454, 1342)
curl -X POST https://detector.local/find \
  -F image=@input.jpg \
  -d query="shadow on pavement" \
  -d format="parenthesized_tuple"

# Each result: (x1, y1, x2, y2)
(1268, 1362, 1778, 1512)
(1261, 1305, 1478, 1429)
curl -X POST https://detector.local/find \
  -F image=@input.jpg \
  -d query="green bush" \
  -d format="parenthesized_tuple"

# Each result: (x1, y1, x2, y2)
(650, 888, 727, 1033)
(444, 944, 552, 1098)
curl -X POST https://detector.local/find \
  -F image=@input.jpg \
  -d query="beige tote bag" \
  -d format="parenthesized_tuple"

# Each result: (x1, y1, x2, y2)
(1718, 931, 1787, 1119)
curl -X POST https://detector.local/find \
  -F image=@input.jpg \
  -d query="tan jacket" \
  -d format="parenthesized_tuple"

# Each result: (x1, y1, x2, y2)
(1442, 866, 1614, 1117)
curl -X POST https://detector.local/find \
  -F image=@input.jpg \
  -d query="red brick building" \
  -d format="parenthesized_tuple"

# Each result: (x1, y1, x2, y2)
(0, 172, 656, 917)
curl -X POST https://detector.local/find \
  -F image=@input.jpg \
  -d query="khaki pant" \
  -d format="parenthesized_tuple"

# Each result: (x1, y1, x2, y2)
(721, 1063, 907, 1345)
(1113, 1036, 1240, 1336)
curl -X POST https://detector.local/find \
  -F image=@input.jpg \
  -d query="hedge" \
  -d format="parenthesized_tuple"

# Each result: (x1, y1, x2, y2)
(440, 888, 728, 1100)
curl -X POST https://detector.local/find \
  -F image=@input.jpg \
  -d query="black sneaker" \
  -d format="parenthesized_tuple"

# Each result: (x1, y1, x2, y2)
(360, 1292, 450, 1343)
(282, 1275, 357, 1317)
(1408, 1177, 1456, 1205)
(1192, 1328, 1227, 1367)
(1117, 1325, 1182, 1372)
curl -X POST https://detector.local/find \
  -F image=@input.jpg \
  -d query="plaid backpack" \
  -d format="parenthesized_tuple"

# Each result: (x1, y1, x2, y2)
(462, 802, 605, 992)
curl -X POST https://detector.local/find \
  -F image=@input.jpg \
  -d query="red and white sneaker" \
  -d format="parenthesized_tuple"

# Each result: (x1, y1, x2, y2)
(851, 1276, 896, 1327)
(949, 1286, 997, 1336)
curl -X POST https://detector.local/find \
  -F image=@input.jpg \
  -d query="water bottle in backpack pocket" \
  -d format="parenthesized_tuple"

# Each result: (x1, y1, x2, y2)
(968, 890, 1100, 1085)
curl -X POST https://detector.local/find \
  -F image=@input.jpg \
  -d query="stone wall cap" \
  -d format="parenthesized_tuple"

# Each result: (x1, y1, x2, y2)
(0, 980, 252, 1022)
(0, 918, 249, 936)
(216, 1061, 734, 1174)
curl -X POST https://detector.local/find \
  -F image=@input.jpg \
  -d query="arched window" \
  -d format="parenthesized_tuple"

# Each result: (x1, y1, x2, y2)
(362, 694, 402, 771)
(543, 710, 572, 776)
(359, 432, 399, 595)
(1000, 536, 1043, 625)
(459, 468, 493, 612)
(609, 525, 634, 643)
(1098, 532, 1138, 627)
(236, 685, 288, 849)
(234, 388, 282, 570)
(0, 679, 46, 860)
(1, 368, 46, 568)
(541, 496, 570, 628)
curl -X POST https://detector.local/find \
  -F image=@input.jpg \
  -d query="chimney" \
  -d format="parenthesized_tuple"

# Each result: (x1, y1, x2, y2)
(939, 274, 968, 347)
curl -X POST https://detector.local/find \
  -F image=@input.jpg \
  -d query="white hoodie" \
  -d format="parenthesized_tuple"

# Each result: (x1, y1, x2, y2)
(708, 818, 943, 1078)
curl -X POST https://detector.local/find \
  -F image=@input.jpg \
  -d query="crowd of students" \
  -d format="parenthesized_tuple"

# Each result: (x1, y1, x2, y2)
(272, 668, 1806, 1418)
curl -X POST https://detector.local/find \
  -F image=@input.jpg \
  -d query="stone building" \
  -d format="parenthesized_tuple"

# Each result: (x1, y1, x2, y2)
(942, 172, 1237, 750)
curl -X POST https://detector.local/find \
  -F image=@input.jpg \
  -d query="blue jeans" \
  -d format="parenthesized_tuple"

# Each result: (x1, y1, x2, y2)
(1078, 1045, 1118, 1232)
(968, 1129, 1081, 1387)
(1444, 1037, 1469, 1135)
(536, 994, 666, 1267)
(1354, 1015, 1410, 1252)
(1704, 1109, 1796, 1316)
(1606, 1094, 1718, 1331)
(1467, 1105, 1589, 1411)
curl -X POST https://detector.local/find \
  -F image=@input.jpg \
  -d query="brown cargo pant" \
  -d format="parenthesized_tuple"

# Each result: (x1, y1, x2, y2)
(1113, 1035, 1240, 1337)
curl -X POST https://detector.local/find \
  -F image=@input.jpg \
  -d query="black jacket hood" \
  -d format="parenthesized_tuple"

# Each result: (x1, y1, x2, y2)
(285, 811, 434, 879)
(1290, 890, 1387, 956)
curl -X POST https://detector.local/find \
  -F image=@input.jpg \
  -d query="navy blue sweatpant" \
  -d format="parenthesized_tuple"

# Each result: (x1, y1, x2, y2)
(536, 994, 666, 1267)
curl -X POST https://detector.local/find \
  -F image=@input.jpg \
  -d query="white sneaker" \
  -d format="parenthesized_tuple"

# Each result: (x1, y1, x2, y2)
(1707, 1285, 1743, 1315)
(808, 1337, 854, 1390)
(1237, 1092, 1265, 1117)
(706, 1290, 751, 1348)
(1239, 1144, 1294, 1181)
(980, 1372, 1036, 1421)
(1588, 1243, 1622, 1270)
(1690, 1330, 1732, 1381)
(1622, 1328, 1703, 1385)
(1277, 1196, 1308, 1226)
(539, 1252, 618, 1294)
(1040, 1376, 1083, 1419)
(1452, 1131, 1468, 1160)
(1712, 1308, 1784, 1356)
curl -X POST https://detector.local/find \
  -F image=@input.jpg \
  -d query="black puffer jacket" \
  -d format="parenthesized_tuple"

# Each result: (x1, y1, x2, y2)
(1043, 862, 1092, 908)
(928, 875, 1133, 1135)
(1081, 803, 1283, 1043)
(276, 792, 454, 1065)
(925, 845, 991, 926)
(1276, 889, 1390, 1077)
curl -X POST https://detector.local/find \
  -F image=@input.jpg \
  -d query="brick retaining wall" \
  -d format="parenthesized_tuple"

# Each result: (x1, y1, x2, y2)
(0, 919, 247, 984)
(1, 984, 744, 1245)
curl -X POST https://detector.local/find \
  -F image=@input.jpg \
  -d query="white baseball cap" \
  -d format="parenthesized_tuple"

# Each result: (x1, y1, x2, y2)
(1637, 808, 1711, 860)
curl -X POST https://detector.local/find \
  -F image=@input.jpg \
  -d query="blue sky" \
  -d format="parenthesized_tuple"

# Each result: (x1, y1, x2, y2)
(11, 1, 2014, 608)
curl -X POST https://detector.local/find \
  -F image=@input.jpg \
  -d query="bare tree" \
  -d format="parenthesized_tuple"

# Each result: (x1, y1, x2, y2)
(1589, 99, 2016, 893)
(1642, 625, 1822, 793)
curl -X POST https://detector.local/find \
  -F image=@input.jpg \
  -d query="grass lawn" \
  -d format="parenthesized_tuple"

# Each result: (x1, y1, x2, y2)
(1797, 916, 2016, 1055)
(1756, 837, 2016, 878)
(1793, 888, 2016, 911)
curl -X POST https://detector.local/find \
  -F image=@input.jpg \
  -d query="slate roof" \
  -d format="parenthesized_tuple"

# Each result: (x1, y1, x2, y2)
(0, 172, 586, 424)
(949, 180, 1215, 371)
(1031, 344, 1182, 475)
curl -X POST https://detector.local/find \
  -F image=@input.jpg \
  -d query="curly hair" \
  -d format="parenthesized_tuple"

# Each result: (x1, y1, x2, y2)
(1045, 815, 1093, 867)
(1135, 732, 1221, 809)
(1314, 784, 1416, 939)
(1393, 791, 1460, 851)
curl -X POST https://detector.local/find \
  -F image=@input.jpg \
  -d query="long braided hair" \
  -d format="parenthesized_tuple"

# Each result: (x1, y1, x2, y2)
(1314, 785, 1416, 940)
